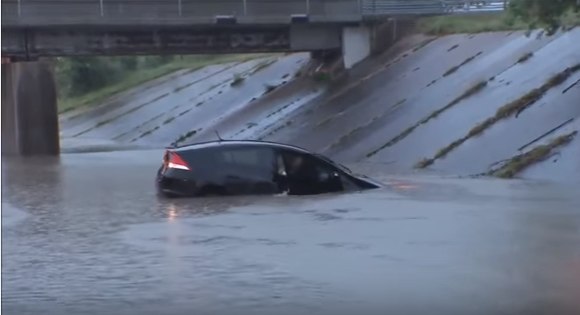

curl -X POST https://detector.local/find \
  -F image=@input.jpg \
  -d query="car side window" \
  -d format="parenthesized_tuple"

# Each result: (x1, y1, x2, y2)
(221, 147, 276, 178)
(279, 150, 336, 179)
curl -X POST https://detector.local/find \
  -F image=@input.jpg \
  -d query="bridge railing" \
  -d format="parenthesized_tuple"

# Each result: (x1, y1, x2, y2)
(362, 0, 506, 16)
(1, 0, 507, 26)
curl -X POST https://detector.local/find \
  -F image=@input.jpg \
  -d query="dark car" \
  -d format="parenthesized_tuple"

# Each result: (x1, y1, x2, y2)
(155, 140, 381, 198)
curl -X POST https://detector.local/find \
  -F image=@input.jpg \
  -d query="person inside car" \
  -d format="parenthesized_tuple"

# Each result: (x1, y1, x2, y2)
(283, 154, 321, 195)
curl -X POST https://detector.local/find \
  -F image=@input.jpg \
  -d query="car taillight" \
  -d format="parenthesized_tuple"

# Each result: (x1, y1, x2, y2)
(165, 150, 190, 171)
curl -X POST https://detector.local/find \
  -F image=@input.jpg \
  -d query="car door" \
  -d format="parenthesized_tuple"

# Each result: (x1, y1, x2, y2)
(277, 149, 344, 195)
(220, 147, 281, 195)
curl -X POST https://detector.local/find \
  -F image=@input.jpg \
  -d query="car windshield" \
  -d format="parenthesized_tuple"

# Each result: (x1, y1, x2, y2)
(314, 153, 352, 173)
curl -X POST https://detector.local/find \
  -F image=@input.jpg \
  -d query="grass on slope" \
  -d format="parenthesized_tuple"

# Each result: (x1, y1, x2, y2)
(489, 131, 577, 178)
(58, 54, 277, 113)
(417, 11, 580, 35)
(415, 63, 580, 169)
(417, 14, 527, 35)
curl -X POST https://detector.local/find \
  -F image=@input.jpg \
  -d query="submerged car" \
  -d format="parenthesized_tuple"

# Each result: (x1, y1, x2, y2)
(155, 140, 381, 198)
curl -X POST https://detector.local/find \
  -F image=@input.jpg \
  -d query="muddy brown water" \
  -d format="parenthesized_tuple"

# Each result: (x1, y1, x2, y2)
(3, 149, 580, 315)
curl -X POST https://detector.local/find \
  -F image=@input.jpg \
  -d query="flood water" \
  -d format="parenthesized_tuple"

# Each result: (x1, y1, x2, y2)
(2, 149, 580, 315)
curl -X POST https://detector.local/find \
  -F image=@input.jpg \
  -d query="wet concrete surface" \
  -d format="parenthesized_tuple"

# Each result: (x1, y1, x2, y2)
(3, 149, 580, 315)
(58, 29, 579, 183)
(60, 54, 311, 147)
(258, 30, 580, 182)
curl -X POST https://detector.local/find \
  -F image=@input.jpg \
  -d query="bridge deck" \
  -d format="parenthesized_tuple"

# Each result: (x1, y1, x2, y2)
(1, 0, 506, 27)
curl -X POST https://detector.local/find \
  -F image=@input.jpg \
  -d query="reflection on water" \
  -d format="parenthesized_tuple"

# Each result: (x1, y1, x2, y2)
(2, 151, 580, 315)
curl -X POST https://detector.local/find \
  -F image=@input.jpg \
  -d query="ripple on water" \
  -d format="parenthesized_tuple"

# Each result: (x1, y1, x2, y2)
(1, 203, 29, 227)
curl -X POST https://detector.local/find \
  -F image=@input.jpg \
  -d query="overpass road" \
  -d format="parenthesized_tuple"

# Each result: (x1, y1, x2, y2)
(2, 0, 506, 27)
(1, 0, 506, 59)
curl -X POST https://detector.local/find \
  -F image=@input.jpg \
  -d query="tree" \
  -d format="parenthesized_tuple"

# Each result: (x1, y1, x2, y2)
(55, 57, 119, 97)
(507, 0, 579, 34)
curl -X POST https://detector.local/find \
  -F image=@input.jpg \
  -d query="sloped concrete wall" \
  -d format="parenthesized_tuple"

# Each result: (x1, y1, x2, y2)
(258, 28, 580, 183)
(58, 28, 580, 184)
(59, 54, 315, 149)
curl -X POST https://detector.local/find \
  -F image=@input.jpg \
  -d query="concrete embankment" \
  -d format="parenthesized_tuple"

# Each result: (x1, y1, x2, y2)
(258, 29, 580, 184)
(60, 28, 580, 184)
(59, 53, 322, 149)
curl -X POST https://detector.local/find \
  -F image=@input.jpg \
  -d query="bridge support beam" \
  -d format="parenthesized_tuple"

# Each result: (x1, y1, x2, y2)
(1, 61, 60, 156)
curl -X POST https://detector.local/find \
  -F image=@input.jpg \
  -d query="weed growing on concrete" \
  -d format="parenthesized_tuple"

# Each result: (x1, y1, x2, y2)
(134, 126, 161, 141)
(442, 52, 483, 77)
(178, 108, 192, 117)
(412, 38, 437, 52)
(251, 59, 277, 75)
(230, 73, 245, 86)
(366, 80, 487, 158)
(489, 131, 577, 178)
(163, 116, 176, 125)
(172, 128, 202, 146)
(264, 83, 278, 94)
(414, 158, 433, 169)
(516, 52, 534, 64)
(414, 63, 580, 169)
(312, 70, 334, 83)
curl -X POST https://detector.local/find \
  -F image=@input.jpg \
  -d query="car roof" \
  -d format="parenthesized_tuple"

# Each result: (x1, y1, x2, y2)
(170, 139, 312, 154)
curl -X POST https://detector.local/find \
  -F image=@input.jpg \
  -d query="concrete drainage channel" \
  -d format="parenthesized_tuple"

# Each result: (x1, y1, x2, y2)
(59, 29, 580, 184)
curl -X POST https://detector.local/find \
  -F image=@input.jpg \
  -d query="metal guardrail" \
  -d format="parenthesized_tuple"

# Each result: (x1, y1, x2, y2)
(1, 0, 507, 26)
(362, 0, 507, 16)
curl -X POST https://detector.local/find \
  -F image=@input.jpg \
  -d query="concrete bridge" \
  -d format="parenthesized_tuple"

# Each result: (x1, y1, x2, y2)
(1, 0, 506, 156)
(2, 0, 506, 58)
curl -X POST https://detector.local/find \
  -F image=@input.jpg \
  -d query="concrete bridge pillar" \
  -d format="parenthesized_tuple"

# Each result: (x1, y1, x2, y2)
(342, 25, 372, 69)
(1, 61, 60, 156)
(342, 18, 417, 69)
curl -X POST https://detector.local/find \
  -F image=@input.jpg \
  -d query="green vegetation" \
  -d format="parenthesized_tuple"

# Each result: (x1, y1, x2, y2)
(57, 54, 276, 113)
(507, 0, 580, 34)
(489, 131, 577, 178)
(312, 70, 334, 82)
(417, 13, 526, 35)
(415, 63, 580, 169)
(417, 0, 580, 35)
